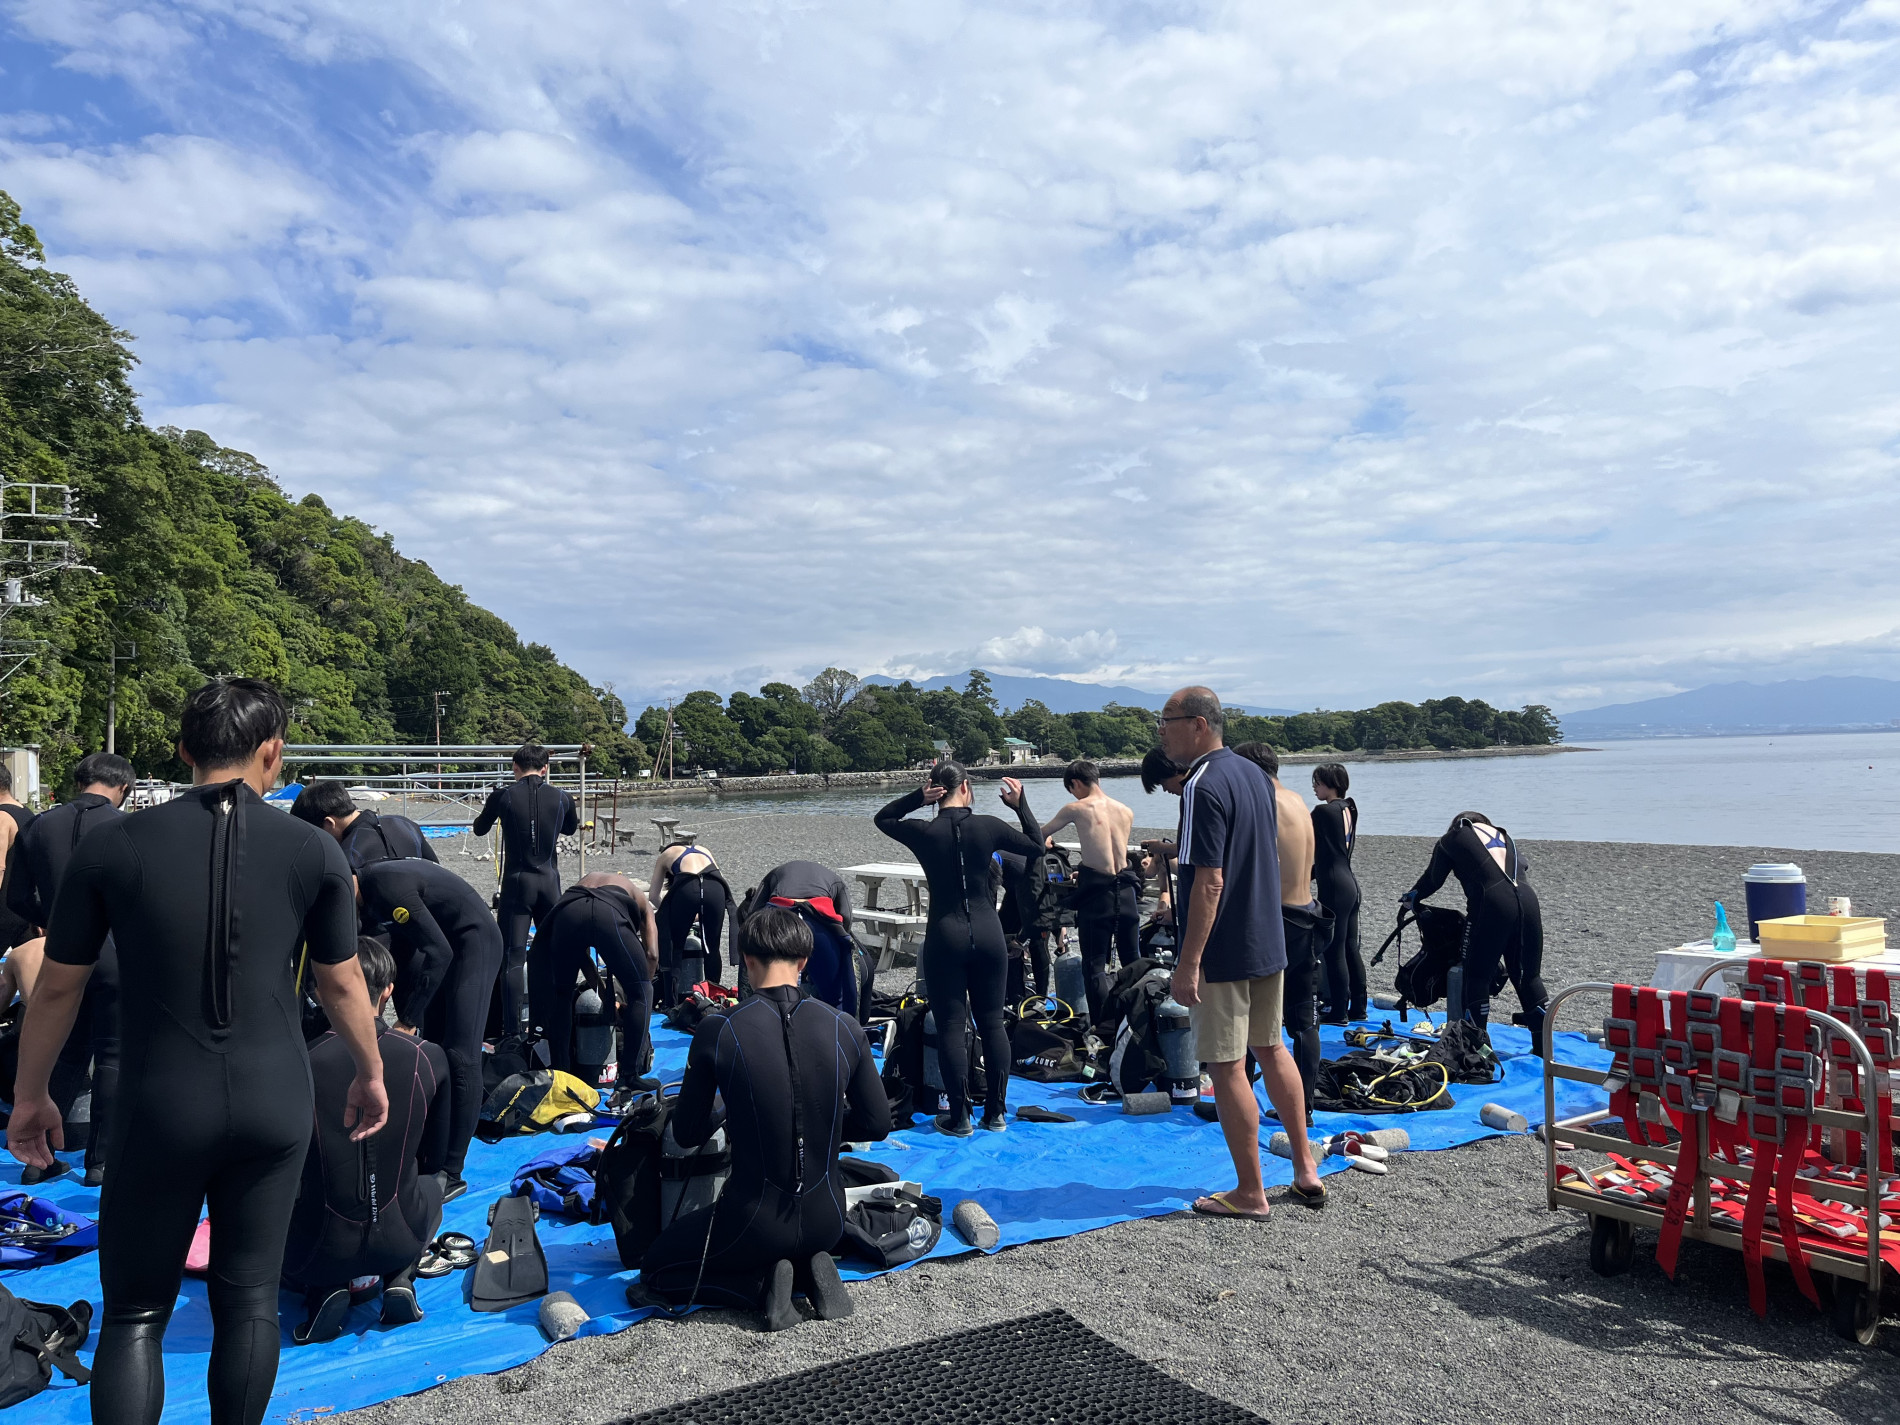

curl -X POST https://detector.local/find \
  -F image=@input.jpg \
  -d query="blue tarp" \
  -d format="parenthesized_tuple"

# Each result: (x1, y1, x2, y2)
(7, 1020, 1609, 1424)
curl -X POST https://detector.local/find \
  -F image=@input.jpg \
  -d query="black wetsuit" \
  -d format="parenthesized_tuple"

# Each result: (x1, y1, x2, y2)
(472, 775, 577, 1031)
(1280, 902, 1334, 1113)
(357, 859, 505, 1176)
(529, 883, 652, 1085)
(339, 811, 439, 872)
(993, 798, 1053, 1003)
(44, 780, 358, 1425)
(1409, 819, 1547, 1041)
(283, 1027, 449, 1296)
(641, 985, 890, 1308)
(747, 861, 861, 1018)
(1311, 799, 1364, 1021)
(1075, 864, 1141, 1028)
(874, 789, 1043, 1119)
(9, 792, 125, 1170)
(0, 802, 36, 949)
(656, 849, 731, 1004)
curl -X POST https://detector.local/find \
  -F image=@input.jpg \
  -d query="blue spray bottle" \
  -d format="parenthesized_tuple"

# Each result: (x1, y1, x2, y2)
(1712, 901, 1737, 954)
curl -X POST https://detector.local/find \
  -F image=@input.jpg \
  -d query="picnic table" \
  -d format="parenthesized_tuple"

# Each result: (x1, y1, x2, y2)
(841, 862, 930, 915)
(841, 862, 930, 971)
(1653, 940, 1900, 992)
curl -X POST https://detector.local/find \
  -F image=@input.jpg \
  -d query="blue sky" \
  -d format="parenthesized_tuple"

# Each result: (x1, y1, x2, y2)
(4, 1, 1899, 714)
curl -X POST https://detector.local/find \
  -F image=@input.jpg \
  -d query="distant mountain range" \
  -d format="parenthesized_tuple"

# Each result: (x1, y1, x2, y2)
(1562, 676, 1900, 737)
(862, 671, 1297, 717)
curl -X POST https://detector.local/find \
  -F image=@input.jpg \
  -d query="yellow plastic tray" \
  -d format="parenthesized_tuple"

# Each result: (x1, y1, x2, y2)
(1758, 915, 1887, 961)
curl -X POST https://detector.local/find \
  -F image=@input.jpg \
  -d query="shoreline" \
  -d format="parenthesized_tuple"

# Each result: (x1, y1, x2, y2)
(590, 742, 1587, 799)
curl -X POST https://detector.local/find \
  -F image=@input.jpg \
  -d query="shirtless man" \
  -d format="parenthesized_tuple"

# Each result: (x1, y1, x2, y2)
(651, 839, 732, 1001)
(1233, 743, 1332, 1118)
(1037, 760, 1140, 1027)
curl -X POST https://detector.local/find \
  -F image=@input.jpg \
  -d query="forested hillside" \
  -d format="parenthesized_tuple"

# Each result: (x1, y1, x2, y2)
(0, 192, 640, 787)
(636, 669, 1560, 774)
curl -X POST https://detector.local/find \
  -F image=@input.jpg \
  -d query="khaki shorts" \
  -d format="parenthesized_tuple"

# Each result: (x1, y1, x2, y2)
(1191, 972, 1285, 1064)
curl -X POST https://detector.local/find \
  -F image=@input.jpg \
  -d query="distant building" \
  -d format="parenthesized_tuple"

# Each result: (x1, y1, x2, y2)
(1001, 736, 1036, 765)
(1, 746, 40, 806)
(931, 740, 954, 763)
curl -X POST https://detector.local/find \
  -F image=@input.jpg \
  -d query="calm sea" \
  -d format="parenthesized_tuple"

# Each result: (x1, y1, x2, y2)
(626, 732, 1900, 853)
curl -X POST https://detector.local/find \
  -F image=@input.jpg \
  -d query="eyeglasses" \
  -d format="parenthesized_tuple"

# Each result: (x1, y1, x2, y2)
(1156, 715, 1201, 726)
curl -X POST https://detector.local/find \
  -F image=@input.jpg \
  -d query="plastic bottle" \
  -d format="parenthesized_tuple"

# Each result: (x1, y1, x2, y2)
(1712, 901, 1737, 954)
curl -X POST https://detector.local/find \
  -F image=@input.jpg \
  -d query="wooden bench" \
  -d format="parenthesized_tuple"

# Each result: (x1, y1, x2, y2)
(852, 908, 928, 972)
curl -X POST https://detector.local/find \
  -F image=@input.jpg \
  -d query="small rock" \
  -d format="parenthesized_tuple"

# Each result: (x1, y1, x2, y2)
(1217, 1288, 1235, 1301)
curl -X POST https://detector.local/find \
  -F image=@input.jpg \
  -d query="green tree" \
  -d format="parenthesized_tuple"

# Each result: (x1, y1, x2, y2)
(800, 667, 860, 730)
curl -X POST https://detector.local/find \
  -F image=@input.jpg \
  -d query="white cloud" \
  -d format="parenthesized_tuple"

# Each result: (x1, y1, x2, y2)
(5, 0, 1900, 715)
(0, 134, 325, 253)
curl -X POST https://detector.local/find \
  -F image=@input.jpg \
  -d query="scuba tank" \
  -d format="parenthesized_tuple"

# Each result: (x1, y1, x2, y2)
(681, 926, 706, 992)
(1156, 995, 1198, 1104)
(572, 985, 616, 1081)
(920, 1010, 952, 1113)
(1053, 932, 1086, 1012)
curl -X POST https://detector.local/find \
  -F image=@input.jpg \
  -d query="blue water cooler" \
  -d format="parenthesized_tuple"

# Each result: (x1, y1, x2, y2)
(1742, 862, 1806, 942)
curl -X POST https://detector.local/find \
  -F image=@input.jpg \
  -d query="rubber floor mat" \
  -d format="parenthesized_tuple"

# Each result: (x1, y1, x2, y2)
(616, 1307, 1262, 1425)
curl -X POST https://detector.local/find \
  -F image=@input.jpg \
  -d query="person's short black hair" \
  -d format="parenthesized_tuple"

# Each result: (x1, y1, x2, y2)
(514, 742, 550, 771)
(0, 764, 13, 793)
(179, 678, 289, 771)
(929, 760, 967, 792)
(1232, 741, 1278, 778)
(356, 935, 396, 1001)
(72, 752, 136, 792)
(1313, 763, 1350, 796)
(1063, 759, 1100, 790)
(741, 904, 813, 964)
(1140, 747, 1185, 793)
(290, 780, 357, 826)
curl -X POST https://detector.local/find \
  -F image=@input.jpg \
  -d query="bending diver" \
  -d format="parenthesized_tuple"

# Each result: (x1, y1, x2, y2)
(1404, 810, 1548, 1044)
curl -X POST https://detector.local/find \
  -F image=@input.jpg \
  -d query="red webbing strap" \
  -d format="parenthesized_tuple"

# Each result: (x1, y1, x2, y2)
(1747, 958, 1795, 1005)
(1709, 996, 1750, 1164)
(1630, 987, 1671, 1146)
(1870, 970, 1895, 1175)
(1656, 990, 1701, 1278)
(1791, 960, 1830, 1012)
(1740, 1001, 1782, 1317)
(1772, 1005, 1822, 1309)
(1831, 967, 1866, 1168)
(1605, 986, 1643, 1145)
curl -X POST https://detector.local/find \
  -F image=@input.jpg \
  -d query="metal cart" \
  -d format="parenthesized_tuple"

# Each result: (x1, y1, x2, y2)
(1542, 979, 1889, 1343)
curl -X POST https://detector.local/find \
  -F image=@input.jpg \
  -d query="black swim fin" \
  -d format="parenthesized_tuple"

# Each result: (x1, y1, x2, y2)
(469, 1195, 550, 1312)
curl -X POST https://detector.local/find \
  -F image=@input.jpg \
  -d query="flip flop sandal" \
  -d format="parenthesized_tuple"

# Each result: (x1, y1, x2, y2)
(1191, 1191, 1271, 1221)
(1014, 1106, 1077, 1124)
(1287, 1181, 1328, 1209)
(416, 1232, 479, 1278)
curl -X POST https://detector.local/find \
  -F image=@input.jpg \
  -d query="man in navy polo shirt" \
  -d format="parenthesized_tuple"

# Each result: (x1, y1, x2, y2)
(1159, 687, 1323, 1219)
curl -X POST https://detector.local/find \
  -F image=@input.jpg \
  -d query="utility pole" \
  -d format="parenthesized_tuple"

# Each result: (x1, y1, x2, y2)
(649, 699, 677, 782)
(105, 641, 137, 754)
(432, 691, 449, 791)
(0, 481, 95, 691)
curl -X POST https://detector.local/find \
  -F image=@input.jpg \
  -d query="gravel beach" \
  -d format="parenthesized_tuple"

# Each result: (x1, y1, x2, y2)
(346, 814, 1900, 1425)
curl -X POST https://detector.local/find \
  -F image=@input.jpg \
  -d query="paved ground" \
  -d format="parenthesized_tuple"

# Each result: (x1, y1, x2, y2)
(344, 813, 1900, 1425)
